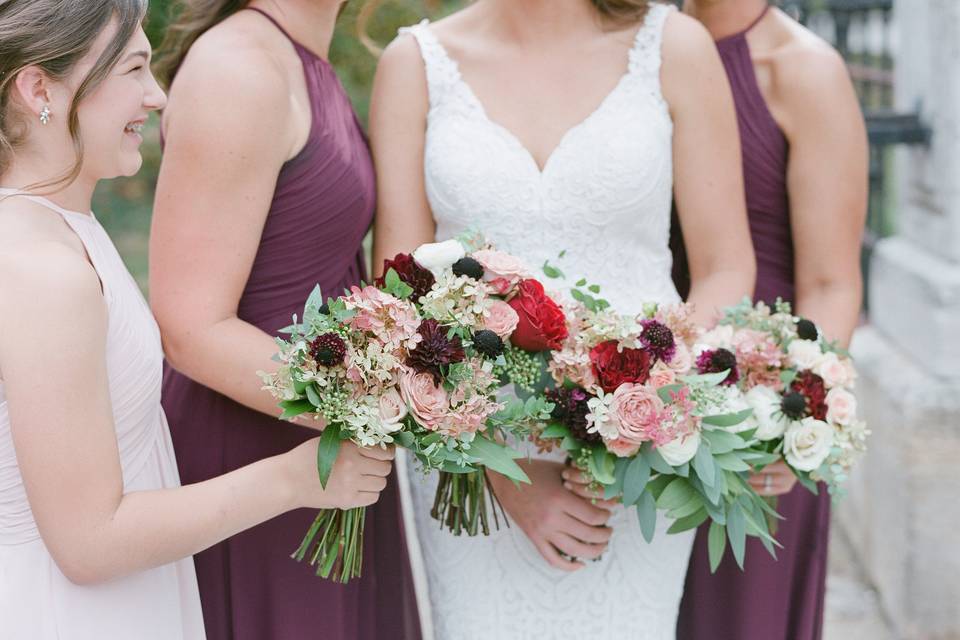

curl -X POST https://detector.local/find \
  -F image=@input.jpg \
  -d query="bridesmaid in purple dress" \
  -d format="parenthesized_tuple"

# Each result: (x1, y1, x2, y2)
(672, 2, 867, 638)
(149, 2, 421, 639)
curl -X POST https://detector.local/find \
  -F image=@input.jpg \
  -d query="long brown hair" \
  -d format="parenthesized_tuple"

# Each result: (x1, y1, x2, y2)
(0, 0, 147, 190)
(153, 0, 251, 88)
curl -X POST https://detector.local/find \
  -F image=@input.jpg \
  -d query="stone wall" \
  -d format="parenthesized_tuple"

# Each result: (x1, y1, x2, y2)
(838, 2, 960, 638)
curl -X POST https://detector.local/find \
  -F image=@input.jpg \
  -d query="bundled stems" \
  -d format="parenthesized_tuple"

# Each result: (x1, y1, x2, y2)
(292, 507, 366, 583)
(431, 470, 507, 536)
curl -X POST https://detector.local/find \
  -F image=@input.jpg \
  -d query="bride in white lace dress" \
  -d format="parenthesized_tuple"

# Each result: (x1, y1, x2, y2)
(370, 1, 755, 637)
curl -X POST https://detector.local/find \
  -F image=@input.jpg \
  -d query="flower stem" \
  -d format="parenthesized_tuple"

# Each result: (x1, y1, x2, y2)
(430, 470, 508, 536)
(292, 507, 366, 583)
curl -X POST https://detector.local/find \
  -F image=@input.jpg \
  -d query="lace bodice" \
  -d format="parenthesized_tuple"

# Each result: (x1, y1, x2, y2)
(398, 6, 696, 640)
(406, 2, 680, 316)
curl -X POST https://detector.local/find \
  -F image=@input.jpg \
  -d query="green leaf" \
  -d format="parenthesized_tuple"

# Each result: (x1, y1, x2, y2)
(589, 447, 616, 485)
(468, 435, 531, 483)
(316, 422, 343, 488)
(642, 445, 676, 474)
(667, 507, 708, 534)
(646, 473, 675, 500)
(383, 268, 414, 299)
(714, 452, 752, 472)
(667, 493, 705, 520)
(542, 261, 565, 279)
(636, 490, 657, 543)
(727, 503, 747, 570)
(588, 284, 601, 294)
(656, 478, 696, 511)
(796, 472, 820, 495)
(702, 408, 755, 428)
(780, 369, 798, 387)
(622, 455, 651, 506)
(305, 383, 324, 408)
(539, 423, 570, 440)
(701, 430, 746, 455)
(656, 384, 685, 404)
(279, 399, 315, 420)
(682, 370, 734, 386)
(692, 445, 716, 487)
(561, 435, 581, 452)
(708, 521, 727, 572)
(575, 278, 587, 287)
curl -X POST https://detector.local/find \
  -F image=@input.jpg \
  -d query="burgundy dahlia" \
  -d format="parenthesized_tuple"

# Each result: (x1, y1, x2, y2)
(790, 370, 828, 420)
(640, 319, 676, 363)
(406, 319, 466, 385)
(376, 252, 435, 300)
(545, 386, 599, 444)
(310, 333, 347, 367)
(695, 348, 740, 386)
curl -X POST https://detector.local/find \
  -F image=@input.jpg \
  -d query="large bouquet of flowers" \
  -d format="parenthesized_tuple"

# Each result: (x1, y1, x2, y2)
(527, 281, 782, 571)
(261, 240, 552, 581)
(697, 299, 869, 497)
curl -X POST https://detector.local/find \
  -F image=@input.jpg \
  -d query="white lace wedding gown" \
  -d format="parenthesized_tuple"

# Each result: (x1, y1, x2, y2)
(399, 4, 695, 639)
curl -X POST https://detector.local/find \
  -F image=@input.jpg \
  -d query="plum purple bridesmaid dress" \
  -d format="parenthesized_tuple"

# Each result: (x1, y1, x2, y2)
(160, 9, 421, 640)
(671, 7, 831, 639)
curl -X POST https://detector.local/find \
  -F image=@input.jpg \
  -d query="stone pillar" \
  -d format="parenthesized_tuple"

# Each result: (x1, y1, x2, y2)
(839, 2, 960, 638)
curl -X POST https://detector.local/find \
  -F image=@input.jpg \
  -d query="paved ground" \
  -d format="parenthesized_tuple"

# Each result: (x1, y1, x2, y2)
(823, 521, 897, 640)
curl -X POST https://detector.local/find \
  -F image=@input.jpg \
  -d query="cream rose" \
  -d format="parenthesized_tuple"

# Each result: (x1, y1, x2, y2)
(399, 367, 450, 432)
(825, 387, 857, 426)
(666, 342, 693, 374)
(413, 240, 466, 276)
(658, 429, 701, 466)
(814, 352, 851, 389)
(787, 339, 824, 371)
(784, 417, 834, 472)
(700, 325, 734, 350)
(611, 383, 664, 444)
(378, 388, 408, 432)
(744, 384, 788, 441)
(648, 367, 677, 388)
(484, 299, 520, 338)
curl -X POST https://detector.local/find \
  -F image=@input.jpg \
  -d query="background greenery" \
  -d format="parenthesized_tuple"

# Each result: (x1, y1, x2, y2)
(96, 0, 463, 290)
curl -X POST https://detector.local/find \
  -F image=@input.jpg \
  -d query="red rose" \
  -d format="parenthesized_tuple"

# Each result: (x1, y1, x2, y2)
(507, 279, 568, 352)
(375, 253, 435, 300)
(590, 340, 652, 393)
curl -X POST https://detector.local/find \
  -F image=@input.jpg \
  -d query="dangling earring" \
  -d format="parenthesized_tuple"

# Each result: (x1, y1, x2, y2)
(39, 105, 51, 125)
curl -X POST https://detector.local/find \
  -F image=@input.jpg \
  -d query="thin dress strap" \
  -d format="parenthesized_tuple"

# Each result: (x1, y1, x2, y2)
(244, 7, 299, 46)
(627, 3, 676, 76)
(398, 20, 464, 112)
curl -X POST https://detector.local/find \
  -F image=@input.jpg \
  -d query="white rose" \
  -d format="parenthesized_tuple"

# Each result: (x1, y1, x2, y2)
(814, 352, 850, 388)
(784, 417, 834, 472)
(700, 325, 734, 350)
(658, 429, 701, 466)
(787, 339, 825, 371)
(825, 387, 857, 426)
(744, 384, 788, 441)
(412, 239, 466, 276)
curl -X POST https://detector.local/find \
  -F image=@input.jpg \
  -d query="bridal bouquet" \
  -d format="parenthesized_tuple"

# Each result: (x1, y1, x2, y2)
(529, 281, 782, 571)
(375, 234, 563, 535)
(699, 299, 869, 497)
(261, 244, 549, 581)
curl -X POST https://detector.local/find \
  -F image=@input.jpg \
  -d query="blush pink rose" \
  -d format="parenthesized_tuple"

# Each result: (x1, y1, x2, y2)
(649, 368, 677, 388)
(605, 437, 641, 458)
(472, 249, 529, 295)
(825, 387, 857, 426)
(611, 383, 665, 444)
(399, 366, 450, 432)
(666, 342, 693, 374)
(484, 300, 520, 338)
(814, 353, 851, 389)
(378, 388, 408, 429)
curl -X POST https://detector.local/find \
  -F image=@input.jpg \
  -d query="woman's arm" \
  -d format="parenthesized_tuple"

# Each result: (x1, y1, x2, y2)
(149, 39, 304, 419)
(370, 35, 436, 274)
(779, 46, 868, 348)
(662, 14, 757, 324)
(0, 244, 393, 586)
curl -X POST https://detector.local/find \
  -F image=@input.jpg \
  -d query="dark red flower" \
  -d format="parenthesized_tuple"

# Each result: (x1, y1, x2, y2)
(790, 370, 828, 420)
(310, 333, 347, 367)
(376, 253, 435, 300)
(406, 319, 465, 385)
(640, 319, 676, 363)
(696, 348, 740, 386)
(507, 279, 568, 352)
(545, 386, 599, 444)
(589, 340, 651, 393)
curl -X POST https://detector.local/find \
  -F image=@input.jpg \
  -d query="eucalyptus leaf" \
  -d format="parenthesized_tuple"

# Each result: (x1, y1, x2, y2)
(726, 503, 747, 570)
(692, 445, 716, 487)
(714, 452, 752, 472)
(708, 521, 727, 572)
(316, 422, 343, 488)
(642, 445, 676, 475)
(636, 490, 657, 543)
(656, 478, 696, 511)
(279, 399, 315, 421)
(622, 455, 652, 506)
(702, 408, 755, 428)
(667, 508, 708, 534)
